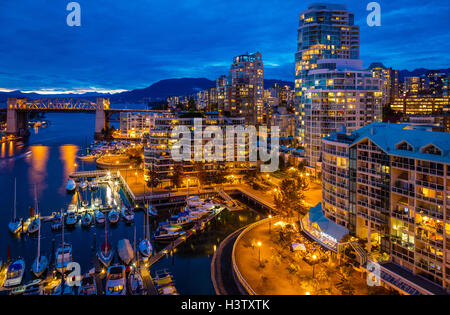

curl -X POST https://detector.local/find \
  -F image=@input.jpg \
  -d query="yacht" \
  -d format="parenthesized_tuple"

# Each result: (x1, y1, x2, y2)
(66, 207, 78, 227)
(56, 243, 72, 273)
(66, 179, 76, 193)
(105, 265, 126, 295)
(168, 212, 193, 227)
(153, 227, 186, 242)
(3, 259, 26, 288)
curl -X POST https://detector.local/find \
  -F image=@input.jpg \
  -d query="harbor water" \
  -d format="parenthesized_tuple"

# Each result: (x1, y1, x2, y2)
(0, 112, 261, 294)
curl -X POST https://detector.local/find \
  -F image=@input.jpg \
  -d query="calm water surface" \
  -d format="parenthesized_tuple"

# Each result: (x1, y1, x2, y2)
(0, 112, 260, 294)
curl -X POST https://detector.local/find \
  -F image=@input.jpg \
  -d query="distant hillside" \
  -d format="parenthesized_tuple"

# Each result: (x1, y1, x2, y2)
(399, 68, 450, 81)
(1, 77, 295, 105)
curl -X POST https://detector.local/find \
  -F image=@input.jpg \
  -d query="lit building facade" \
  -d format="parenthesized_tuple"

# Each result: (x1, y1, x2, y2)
(294, 3, 382, 167)
(120, 112, 156, 137)
(391, 96, 450, 115)
(322, 122, 450, 291)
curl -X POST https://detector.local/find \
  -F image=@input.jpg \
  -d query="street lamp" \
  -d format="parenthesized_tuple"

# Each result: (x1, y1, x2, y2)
(257, 242, 262, 266)
(268, 215, 272, 234)
(312, 254, 318, 278)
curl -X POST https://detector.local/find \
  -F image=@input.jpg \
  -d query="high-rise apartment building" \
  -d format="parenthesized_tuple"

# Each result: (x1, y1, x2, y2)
(228, 52, 264, 125)
(369, 62, 400, 105)
(295, 3, 382, 167)
(321, 122, 450, 291)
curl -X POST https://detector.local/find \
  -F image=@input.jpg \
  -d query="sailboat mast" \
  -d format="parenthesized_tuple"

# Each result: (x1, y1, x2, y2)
(13, 177, 17, 221)
(61, 208, 65, 274)
(37, 211, 41, 264)
(104, 215, 108, 255)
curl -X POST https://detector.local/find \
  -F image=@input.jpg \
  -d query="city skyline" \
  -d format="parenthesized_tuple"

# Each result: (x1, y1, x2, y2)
(0, 0, 449, 93)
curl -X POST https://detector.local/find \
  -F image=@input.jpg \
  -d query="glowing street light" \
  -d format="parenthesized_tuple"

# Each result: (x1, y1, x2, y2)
(257, 241, 262, 266)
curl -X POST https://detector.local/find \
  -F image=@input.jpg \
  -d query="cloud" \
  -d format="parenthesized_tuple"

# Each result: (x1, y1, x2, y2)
(0, 0, 448, 91)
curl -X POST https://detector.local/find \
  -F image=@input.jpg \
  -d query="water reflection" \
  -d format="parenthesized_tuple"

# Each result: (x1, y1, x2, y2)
(26, 146, 50, 197)
(59, 145, 78, 195)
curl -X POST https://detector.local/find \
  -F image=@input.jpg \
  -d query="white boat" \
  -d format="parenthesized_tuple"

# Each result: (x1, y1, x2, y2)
(8, 178, 23, 235)
(105, 265, 126, 295)
(95, 210, 105, 224)
(138, 239, 153, 261)
(32, 214, 48, 278)
(117, 239, 134, 265)
(79, 273, 97, 295)
(79, 181, 88, 190)
(128, 270, 146, 295)
(66, 207, 78, 227)
(81, 212, 92, 228)
(56, 243, 72, 273)
(120, 206, 134, 223)
(108, 209, 119, 224)
(153, 227, 186, 242)
(4, 259, 25, 288)
(147, 205, 158, 216)
(66, 179, 76, 192)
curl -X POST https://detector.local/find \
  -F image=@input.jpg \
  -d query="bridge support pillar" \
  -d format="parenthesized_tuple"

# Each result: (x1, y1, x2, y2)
(6, 97, 29, 137)
(94, 98, 111, 140)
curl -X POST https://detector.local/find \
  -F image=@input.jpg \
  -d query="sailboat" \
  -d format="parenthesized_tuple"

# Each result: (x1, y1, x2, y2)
(31, 213, 48, 277)
(8, 178, 23, 235)
(97, 219, 113, 268)
(138, 206, 153, 262)
(27, 186, 41, 235)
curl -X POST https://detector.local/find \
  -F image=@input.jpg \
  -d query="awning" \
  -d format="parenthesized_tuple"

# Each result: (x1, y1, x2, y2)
(307, 203, 349, 242)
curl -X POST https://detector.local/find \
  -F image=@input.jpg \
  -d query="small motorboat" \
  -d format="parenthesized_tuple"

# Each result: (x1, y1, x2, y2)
(138, 239, 153, 261)
(128, 270, 146, 295)
(79, 181, 88, 190)
(79, 273, 97, 295)
(66, 179, 76, 193)
(108, 209, 120, 224)
(56, 243, 72, 273)
(153, 227, 186, 242)
(90, 181, 99, 191)
(147, 205, 158, 216)
(117, 239, 134, 265)
(95, 210, 105, 225)
(105, 265, 126, 295)
(66, 208, 78, 228)
(81, 212, 92, 228)
(120, 206, 134, 224)
(154, 269, 179, 295)
(159, 223, 182, 233)
(51, 213, 62, 231)
(3, 259, 26, 288)
(27, 216, 40, 234)
(98, 241, 113, 268)
(168, 212, 193, 227)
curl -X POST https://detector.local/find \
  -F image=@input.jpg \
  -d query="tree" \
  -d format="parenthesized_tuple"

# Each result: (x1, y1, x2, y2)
(101, 126, 116, 141)
(127, 147, 144, 168)
(187, 97, 197, 112)
(273, 170, 309, 221)
(146, 168, 160, 189)
(172, 163, 184, 188)
(193, 162, 207, 188)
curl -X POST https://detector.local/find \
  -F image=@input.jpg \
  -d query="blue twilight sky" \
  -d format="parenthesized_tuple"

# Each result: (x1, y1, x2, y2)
(0, 0, 449, 93)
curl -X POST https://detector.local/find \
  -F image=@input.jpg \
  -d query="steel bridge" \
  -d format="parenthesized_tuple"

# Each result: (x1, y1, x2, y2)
(1, 97, 154, 137)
